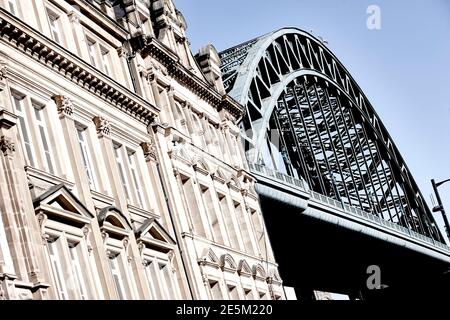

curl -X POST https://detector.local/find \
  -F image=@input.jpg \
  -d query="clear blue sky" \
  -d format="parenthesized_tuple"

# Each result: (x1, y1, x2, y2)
(175, 0, 450, 239)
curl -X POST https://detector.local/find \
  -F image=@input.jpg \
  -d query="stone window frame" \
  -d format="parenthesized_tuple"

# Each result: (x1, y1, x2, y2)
(34, 184, 101, 300)
(112, 141, 150, 210)
(75, 121, 100, 191)
(10, 87, 60, 176)
(136, 218, 182, 300)
(98, 206, 138, 300)
(83, 29, 116, 78)
(5, 0, 21, 17)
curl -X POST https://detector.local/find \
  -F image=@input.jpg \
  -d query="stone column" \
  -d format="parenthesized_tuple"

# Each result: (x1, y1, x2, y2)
(92, 116, 149, 299)
(0, 66, 50, 299)
(140, 136, 191, 299)
(152, 124, 205, 299)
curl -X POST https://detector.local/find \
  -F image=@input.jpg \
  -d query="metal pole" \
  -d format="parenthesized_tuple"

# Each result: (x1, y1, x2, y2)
(431, 179, 450, 241)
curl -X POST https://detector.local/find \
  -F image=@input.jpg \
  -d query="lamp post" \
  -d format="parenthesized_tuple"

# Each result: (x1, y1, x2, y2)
(431, 178, 450, 241)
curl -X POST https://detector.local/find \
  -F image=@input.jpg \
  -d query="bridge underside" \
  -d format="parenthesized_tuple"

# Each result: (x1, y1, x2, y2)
(220, 28, 450, 299)
(260, 195, 450, 300)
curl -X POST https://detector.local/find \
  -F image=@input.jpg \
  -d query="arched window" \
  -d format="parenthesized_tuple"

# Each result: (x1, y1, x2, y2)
(98, 206, 137, 299)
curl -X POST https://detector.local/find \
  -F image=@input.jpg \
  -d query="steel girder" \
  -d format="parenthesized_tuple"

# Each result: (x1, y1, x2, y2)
(219, 28, 443, 242)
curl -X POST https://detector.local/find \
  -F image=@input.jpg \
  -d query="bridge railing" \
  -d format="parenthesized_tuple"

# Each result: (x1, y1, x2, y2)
(249, 163, 450, 253)
(249, 163, 308, 191)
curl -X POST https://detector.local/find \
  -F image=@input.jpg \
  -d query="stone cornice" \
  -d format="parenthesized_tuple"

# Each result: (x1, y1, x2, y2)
(131, 35, 245, 119)
(0, 9, 159, 124)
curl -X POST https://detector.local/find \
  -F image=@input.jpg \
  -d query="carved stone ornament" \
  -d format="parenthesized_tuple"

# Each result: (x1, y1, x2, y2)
(0, 136, 15, 156)
(141, 139, 157, 162)
(36, 212, 48, 243)
(0, 65, 7, 81)
(67, 10, 80, 24)
(82, 226, 93, 255)
(53, 95, 74, 117)
(93, 116, 111, 137)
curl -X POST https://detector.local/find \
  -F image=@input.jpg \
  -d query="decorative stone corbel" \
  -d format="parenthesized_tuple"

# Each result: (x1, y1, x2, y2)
(123, 236, 132, 263)
(140, 138, 157, 162)
(36, 212, 48, 244)
(67, 10, 80, 24)
(82, 226, 93, 255)
(168, 250, 176, 273)
(93, 116, 111, 138)
(137, 241, 146, 266)
(52, 95, 74, 118)
(0, 65, 8, 82)
(0, 136, 15, 157)
(101, 230, 109, 245)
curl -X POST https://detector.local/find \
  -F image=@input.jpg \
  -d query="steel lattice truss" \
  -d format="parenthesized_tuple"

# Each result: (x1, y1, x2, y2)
(220, 28, 444, 242)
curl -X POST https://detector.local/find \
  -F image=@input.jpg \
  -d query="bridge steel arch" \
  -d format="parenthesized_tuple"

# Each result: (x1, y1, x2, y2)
(220, 28, 444, 243)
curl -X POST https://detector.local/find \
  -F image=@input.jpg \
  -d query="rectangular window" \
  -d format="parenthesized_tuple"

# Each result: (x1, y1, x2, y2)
(228, 285, 239, 300)
(235, 202, 255, 254)
(218, 193, 239, 249)
(209, 280, 222, 300)
(251, 209, 266, 257)
(69, 243, 88, 300)
(159, 263, 173, 299)
(114, 144, 131, 202)
(109, 254, 127, 300)
(33, 104, 55, 174)
(144, 261, 160, 299)
(8, 0, 17, 15)
(201, 186, 223, 244)
(100, 47, 111, 76)
(47, 10, 62, 44)
(244, 288, 254, 300)
(87, 38, 97, 67)
(76, 126, 97, 189)
(127, 150, 145, 209)
(47, 239, 68, 300)
(12, 95, 35, 166)
(181, 177, 205, 237)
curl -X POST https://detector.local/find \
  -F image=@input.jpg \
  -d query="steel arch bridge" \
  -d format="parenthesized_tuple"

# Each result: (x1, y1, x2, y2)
(220, 27, 444, 244)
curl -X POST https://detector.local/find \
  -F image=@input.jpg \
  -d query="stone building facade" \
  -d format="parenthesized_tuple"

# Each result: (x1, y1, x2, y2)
(0, 0, 284, 300)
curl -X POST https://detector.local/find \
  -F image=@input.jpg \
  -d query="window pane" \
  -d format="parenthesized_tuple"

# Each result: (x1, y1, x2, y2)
(69, 244, 88, 300)
(209, 280, 222, 300)
(47, 10, 62, 44)
(109, 254, 127, 299)
(128, 152, 145, 208)
(114, 146, 131, 201)
(159, 263, 174, 299)
(13, 96, 35, 166)
(8, 0, 17, 15)
(100, 48, 111, 76)
(34, 106, 55, 174)
(77, 127, 97, 189)
(47, 240, 68, 300)
(228, 286, 239, 300)
(87, 39, 97, 67)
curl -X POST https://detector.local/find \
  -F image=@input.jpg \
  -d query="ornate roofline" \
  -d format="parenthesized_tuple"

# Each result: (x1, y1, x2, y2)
(0, 9, 159, 125)
(131, 34, 245, 119)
